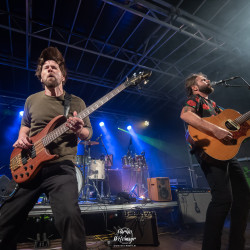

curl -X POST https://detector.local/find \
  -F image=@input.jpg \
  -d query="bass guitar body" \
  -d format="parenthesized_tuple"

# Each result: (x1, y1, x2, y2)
(10, 115, 66, 184)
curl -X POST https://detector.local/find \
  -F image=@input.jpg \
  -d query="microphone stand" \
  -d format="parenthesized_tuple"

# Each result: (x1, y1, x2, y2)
(219, 76, 250, 89)
(99, 136, 112, 201)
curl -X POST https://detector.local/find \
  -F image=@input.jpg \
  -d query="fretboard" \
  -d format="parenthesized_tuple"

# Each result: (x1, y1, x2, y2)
(42, 81, 127, 146)
(235, 111, 250, 125)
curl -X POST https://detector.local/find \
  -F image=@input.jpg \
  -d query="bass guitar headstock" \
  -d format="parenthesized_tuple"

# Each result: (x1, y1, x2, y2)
(125, 71, 152, 88)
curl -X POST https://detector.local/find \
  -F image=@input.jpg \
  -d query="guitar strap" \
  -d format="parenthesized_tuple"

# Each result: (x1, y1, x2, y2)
(64, 91, 71, 117)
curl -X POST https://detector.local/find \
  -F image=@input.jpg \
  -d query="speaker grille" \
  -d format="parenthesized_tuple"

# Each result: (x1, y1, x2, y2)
(147, 177, 172, 201)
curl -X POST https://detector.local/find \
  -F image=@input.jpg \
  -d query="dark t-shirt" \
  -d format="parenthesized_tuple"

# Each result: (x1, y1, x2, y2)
(21, 91, 93, 164)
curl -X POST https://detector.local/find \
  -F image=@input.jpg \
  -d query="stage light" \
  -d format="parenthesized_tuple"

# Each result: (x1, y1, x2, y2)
(127, 125, 132, 130)
(144, 120, 149, 126)
(19, 111, 24, 117)
(99, 122, 104, 127)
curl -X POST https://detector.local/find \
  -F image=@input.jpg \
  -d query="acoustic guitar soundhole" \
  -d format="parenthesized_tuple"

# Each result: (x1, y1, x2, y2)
(225, 120, 239, 131)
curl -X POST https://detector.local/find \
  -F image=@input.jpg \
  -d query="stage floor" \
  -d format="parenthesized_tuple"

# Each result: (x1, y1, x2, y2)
(29, 200, 178, 216)
(17, 218, 250, 250)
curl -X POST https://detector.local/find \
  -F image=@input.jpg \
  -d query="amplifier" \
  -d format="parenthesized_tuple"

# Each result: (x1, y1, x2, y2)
(170, 178, 187, 186)
(177, 190, 211, 223)
(123, 211, 159, 246)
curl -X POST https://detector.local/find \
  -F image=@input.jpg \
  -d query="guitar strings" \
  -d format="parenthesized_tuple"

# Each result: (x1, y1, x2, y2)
(10, 139, 44, 170)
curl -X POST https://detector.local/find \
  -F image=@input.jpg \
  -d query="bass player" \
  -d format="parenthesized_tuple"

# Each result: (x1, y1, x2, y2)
(0, 47, 92, 250)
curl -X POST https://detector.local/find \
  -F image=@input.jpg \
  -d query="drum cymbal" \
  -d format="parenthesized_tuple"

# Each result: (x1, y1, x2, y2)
(79, 140, 99, 146)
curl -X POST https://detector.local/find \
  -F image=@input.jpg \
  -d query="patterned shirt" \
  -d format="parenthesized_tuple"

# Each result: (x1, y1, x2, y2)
(184, 94, 223, 148)
(185, 94, 222, 118)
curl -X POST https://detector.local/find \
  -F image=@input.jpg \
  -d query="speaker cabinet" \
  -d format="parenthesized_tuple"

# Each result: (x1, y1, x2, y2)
(124, 211, 159, 246)
(106, 169, 122, 195)
(177, 189, 211, 223)
(147, 177, 172, 201)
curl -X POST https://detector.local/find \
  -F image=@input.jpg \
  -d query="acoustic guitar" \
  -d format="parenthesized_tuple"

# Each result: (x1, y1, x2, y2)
(188, 109, 250, 161)
(10, 72, 152, 183)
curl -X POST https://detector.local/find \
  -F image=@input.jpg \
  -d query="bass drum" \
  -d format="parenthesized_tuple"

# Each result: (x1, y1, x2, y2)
(75, 166, 83, 194)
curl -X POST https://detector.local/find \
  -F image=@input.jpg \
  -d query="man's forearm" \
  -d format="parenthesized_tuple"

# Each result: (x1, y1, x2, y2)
(181, 110, 218, 136)
(18, 126, 30, 139)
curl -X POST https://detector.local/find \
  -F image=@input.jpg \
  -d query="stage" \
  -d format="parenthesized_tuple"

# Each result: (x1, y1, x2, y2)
(14, 199, 178, 249)
(29, 200, 178, 216)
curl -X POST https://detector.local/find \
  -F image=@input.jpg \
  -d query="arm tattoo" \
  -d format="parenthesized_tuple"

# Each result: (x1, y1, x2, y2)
(183, 106, 189, 113)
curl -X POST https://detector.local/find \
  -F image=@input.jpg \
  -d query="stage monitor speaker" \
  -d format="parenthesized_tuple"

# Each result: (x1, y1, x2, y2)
(124, 211, 159, 246)
(147, 177, 172, 201)
(0, 175, 10, 197)
(177, 190, 211, 223)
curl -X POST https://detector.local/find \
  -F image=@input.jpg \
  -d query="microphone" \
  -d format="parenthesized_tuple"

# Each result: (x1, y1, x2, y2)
(211, 76, 240, 86)
(96, 134, 102, 141)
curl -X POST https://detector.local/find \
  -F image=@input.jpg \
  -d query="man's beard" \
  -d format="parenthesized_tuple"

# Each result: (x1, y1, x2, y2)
(199, 85, 214, 95)
(43, 77, 60, 88)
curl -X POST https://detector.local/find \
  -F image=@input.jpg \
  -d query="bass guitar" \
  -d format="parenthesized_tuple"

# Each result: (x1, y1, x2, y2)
(188, 109, 250, 161)
(10, 72, 151, 183)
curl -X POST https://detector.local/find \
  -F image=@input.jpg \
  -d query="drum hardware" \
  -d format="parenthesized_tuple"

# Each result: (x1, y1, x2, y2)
(77, 140, 102, 201)
(94, 134, 112, 200)
(121, 151, 149, 198)
(104, 154, 113, 168)
(76, 155, 91, 166)
(129, 184, 139, 198)
(77, 137, 113, 202)
(79, 140, 100, 146)
(122, 155, 134, 168)
(134, 154, 147, 168)
(128, 171, 149, 198)
(122, 153, 147, 169)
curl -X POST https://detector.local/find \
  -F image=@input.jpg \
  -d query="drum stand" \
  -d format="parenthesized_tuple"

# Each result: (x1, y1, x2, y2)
(129, 164, 149, 198)
(98, 136, 112, 200)
(78, 144, 102, 201)
(84, 180, 102, 201)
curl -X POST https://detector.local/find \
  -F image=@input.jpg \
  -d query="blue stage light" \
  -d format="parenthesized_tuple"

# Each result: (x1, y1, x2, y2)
(127, 125, 132, 130)
(19, 111, 24, 117)
(99, 122, 104, 127)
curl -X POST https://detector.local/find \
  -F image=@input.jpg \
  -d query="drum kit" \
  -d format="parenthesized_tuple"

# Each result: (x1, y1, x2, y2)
(122, 153, 147, 169)
(75, 140, 149, 201)
(75, 140, 110, 201)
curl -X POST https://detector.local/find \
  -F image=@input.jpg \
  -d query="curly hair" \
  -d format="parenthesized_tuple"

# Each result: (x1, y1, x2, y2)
(35, 47, 67, 85)
(185, 72, 207, 96)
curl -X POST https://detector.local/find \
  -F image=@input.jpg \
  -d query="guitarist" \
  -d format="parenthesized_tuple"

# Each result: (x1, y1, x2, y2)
(180, 73, 250, 250)
(0, 47, 93, 250)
